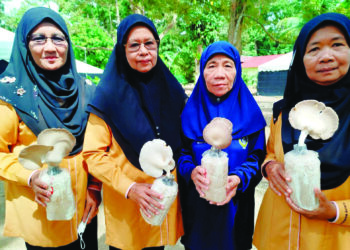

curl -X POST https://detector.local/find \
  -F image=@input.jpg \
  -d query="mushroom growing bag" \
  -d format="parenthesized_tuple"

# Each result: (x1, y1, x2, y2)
(18, 128, 77, 220)
(201, 118, 233, 203)
(40, 166, 75, 220)
(284, 100, 338, 210)
(139, 139, 178, 226)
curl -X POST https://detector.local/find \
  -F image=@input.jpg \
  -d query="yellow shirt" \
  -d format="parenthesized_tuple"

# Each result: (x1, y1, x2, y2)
(253, 114, 350, 250)
(0, 100, 89, 247)
(83, 113, 183, 250)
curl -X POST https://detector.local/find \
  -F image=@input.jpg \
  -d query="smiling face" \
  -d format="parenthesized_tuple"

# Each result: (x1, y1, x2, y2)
(28, 22, 68, 71)
(125, 26, 158, 73)
(203, 54, 236, 97)
(303, 25, 350, 86)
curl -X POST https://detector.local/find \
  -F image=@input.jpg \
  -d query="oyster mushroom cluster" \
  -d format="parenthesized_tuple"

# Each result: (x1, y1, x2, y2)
(203, 117, 233, 149)
(139, 139, 175, 177)
(289, 100, 339, 146)
(19, 128, 76, 170)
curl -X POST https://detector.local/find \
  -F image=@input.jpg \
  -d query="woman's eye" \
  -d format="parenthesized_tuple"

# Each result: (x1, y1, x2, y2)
(145, 41, 154, 46)
(333, 43, 344, 47)
(308, 47, 319, 53)
(130, 43, 140, 48)
(225, 64, 233, 68)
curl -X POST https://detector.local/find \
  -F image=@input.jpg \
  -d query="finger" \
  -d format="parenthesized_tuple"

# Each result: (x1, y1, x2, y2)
(144, 194, 163, 212)
(195, 186, 205, 197)
(82, 205, 92, 223)
(314, 188, 326, 201)
(140, 205, 153, 218)
(286, 197, 305, 214)
(35, 196, 47, 207)
(146, 189, 163, 200)
(269, 182, 281, 196)
(270, 173, 291, 196)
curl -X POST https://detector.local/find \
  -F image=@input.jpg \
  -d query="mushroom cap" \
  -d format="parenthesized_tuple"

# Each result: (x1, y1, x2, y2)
(37, 129, 76, 165)
(139, 139, 175, 178)
(289, 100, 339, 140)
(18, 145, 53, 170)
(203, 117, 233, 149)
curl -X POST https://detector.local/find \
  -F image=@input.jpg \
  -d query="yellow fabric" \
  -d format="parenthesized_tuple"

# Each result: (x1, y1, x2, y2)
(83, 113, 183, 250)
(253, 114, 350, 250)
(0, 100, 88, 247)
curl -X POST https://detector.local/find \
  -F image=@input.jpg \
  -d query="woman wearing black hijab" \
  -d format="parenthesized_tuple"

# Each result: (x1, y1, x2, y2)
(0, 7, 100, 249)
(83, 14, 186, 249)
(254, 13, 350, 249)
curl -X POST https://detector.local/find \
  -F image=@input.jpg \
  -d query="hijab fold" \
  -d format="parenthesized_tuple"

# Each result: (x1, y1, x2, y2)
(181, 41, 266, 142)
(274, 13, 350, 189)
(88, 14, 186, 169)
(0, 7, 94, 155)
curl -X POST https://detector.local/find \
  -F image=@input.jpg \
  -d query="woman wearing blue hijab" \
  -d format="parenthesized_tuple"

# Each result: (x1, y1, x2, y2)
(0, 7, 100, 249)
(82, 14, 186, 249)
(179, 41, 266, 249)
(254, 13, 350, 249)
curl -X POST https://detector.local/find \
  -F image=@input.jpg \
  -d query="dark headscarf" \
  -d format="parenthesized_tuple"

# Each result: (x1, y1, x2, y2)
(181, 41, 266, 141)
(88, 14, 186, 169)
(274, 13, 350, 189)
(0, 7, 94, 155)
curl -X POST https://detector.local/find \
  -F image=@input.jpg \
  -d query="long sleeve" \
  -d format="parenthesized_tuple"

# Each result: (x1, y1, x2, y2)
(0, 101, 34, 185)
(229, 129, 265, 192)
(178, 135, 196, 184)
(82, 113, 137, 197)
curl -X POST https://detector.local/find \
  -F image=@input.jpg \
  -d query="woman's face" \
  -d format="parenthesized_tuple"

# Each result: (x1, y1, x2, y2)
(28, 22, 68, 71)
(303, 25, 350, 86)
(204, 54, 236, 97)
(125, 26, 158, 73)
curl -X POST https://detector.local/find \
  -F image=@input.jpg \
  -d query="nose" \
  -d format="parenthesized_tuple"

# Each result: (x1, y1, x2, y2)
(43, 38, 56, 51)
(214, 65, 225, 78)
(319, 47, 334, 63)
(138, 43, 148, 55)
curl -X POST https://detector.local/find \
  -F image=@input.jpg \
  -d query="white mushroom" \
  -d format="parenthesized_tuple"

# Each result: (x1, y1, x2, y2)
(289, 100, 339, 146)
(37, 129, 76, 166)
(139, 139, 175, 178)
(203, 117, 233, 149)
(18, 145, 53, 170)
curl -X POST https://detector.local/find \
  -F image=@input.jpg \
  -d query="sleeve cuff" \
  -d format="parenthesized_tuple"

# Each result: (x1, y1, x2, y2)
(125, 182, 136, 199)
(333, 200, 349, 225)
(27, 169, 40, 187)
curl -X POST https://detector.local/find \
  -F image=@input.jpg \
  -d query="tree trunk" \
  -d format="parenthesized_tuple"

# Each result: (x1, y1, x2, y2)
(227, 0, 246, 53)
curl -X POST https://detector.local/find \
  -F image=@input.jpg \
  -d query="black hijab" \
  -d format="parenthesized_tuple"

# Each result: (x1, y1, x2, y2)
(274, 13, 350, 189)
(0, 7, 95, 155)
(88, 14, 187, 169)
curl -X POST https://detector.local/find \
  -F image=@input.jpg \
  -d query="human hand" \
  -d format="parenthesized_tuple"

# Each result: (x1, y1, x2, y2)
(211, 175, 241, 206)
(191, 165, 209, 197)
(286, 188, 337, 221)
(30, 170, 51, 207)
(82, 189, 102, 224)
(265, 161, 292, 197)
(128, 183, 164, 218)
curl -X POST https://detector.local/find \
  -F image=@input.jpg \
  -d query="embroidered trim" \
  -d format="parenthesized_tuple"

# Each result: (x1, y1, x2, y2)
(0, 76, 16, 83)
(340, 202, 348, 224)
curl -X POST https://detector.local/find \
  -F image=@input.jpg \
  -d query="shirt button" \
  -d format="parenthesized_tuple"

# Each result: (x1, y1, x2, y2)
(217, 98, 220, 102)
(156, 126, 159, 130)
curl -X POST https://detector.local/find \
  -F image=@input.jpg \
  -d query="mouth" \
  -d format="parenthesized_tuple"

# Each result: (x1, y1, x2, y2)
(317, 67, 337, 73)
(44, 57, 58, 62)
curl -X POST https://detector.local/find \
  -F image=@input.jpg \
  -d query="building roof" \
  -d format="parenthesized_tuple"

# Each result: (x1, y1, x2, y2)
(241, 54, 281, 68)
(258, 52, 293, 72)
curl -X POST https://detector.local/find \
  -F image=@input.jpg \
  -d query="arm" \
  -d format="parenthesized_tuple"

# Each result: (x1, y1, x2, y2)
(83, 113, 162, 217)
(228, 129, 265, 193)
(0, 101, 33, 185)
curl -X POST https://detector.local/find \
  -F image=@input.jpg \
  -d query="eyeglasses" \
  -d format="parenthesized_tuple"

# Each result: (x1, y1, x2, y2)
(29, 34, 68, 46)
(124, 39, 159, 52)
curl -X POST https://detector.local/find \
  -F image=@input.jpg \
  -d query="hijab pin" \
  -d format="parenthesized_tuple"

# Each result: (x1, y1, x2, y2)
(16, 87, 26, 96)
(0, 76, 16, 84)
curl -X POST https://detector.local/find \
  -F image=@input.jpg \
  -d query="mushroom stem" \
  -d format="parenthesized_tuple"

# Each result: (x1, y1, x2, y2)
(298, 129, 309, 147)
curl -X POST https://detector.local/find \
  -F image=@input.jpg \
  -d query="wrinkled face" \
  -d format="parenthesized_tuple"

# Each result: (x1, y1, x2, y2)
(204, 54, 236, 97)
(303, 25, 350, 86)
(28, 22, 68, 71)
(125, 26, 158, 73)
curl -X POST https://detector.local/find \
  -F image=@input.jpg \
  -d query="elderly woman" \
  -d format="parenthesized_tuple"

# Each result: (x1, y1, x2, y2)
(82, 14, 186, 249)
(0, 7, 100, 249)
(179, 41, 266, 250)
(253, 13, 350, 249)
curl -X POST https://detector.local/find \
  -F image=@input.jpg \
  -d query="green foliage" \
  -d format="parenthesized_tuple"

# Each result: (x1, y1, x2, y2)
(2, 0, 348, 85)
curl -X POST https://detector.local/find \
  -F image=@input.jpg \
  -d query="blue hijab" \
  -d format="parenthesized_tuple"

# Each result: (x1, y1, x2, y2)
(88, 14, 186, 169)
(0, 7, 94, 155)
(274, 13, 350, 189)
(181, 41, 265, 142)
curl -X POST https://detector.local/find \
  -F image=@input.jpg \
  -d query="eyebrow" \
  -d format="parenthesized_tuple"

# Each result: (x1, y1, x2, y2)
(308, 36, 346, 46)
